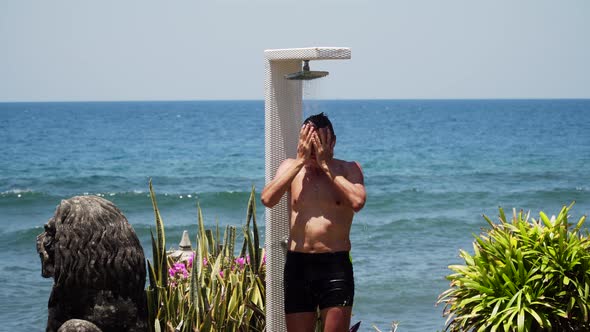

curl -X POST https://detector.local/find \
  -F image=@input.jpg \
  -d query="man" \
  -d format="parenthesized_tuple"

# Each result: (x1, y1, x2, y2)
(261, 113, 367, 332)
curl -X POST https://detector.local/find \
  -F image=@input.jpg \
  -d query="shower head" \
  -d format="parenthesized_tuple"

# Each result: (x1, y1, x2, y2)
(284, 60, 329, 80)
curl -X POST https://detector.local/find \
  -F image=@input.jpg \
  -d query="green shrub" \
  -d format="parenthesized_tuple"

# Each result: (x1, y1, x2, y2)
(438, 203, 590, 331)
(146, 180, 265, 332)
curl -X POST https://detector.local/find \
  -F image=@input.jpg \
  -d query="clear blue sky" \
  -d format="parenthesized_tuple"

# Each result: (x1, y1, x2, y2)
(1, 0, 589, 101)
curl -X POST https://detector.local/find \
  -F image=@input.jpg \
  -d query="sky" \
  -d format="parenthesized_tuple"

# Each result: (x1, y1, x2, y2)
(1, 0, 589, 101)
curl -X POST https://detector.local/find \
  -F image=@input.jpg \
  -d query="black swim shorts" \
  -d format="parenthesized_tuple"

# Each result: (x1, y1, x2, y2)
(283, 251, 354, 314)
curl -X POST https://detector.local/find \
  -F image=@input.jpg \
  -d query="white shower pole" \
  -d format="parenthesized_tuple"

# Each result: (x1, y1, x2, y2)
(264, 47, 351, 332)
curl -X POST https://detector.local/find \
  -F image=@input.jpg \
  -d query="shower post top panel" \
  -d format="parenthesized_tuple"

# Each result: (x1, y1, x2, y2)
(264, 47, 351, 61)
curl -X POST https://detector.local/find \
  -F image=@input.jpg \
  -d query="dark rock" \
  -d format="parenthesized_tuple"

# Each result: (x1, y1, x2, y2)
(37, 195, 147, 332)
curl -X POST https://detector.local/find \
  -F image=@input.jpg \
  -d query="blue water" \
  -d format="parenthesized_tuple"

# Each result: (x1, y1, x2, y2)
(1, 99, 589, 331)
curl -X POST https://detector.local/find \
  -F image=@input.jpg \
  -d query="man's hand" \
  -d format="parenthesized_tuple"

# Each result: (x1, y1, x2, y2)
(261, 124, 315, 208)
(297, 123, 315, 161)
(312, 127, 334, 173)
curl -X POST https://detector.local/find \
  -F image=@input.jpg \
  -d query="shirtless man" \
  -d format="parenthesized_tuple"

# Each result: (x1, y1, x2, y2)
(261, 113, 367, 332)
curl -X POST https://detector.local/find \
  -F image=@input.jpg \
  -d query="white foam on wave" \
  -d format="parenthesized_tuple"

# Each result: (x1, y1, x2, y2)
(1, 188, 33, 195)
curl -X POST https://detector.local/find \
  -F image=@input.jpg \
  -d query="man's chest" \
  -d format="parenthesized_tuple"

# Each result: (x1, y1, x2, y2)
(291, 169, 342, 206)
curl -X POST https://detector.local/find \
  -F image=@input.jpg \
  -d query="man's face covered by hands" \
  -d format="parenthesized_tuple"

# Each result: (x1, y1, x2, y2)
(298, 112, 336, 165)
(300, 123, 335, 166)
(310, 125, 335, 158)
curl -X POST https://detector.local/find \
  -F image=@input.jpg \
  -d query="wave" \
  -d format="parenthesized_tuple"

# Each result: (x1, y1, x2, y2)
(0, 189, 263, 238)
(4, 185, 586, 206)
(4, 186, 586, 221)
(0, 188, 258, 201)
(0, 188, 36, 195)
(366, 187, 588, 209)
(368, 170, 587, 186)
(0, 220, 266, 255)
(1, 174, 264, 198)
(0, 226, 45, 249)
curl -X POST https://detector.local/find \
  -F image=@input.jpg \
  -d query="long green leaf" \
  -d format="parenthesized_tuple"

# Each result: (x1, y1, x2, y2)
(498, 207, 507, 224)
(250, 186, 261, 272)
(196, 201, 208, 253)
(149, 179, 167, 287)
(190, 249, 200, 327)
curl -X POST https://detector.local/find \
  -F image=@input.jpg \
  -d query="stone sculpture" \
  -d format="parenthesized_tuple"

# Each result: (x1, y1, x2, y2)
(36, 195, 147, 332)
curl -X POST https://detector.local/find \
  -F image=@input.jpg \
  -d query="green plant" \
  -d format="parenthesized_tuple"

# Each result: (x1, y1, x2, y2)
(438, 203, 590, 332)
(146, 180, 265, 332)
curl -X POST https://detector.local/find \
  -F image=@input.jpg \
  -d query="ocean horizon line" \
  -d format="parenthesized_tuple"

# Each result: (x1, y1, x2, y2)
(1, 97, 590, 104)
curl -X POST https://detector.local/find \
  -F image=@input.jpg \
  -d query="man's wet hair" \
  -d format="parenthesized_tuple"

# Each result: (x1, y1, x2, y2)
(303, 112, 335, 137)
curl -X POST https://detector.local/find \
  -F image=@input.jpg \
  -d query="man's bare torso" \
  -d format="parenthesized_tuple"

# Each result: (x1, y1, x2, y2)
(288, 159, 354, 253)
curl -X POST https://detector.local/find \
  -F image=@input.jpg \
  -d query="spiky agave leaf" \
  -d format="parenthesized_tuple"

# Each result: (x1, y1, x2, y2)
(149, 179, 167, 287)
(196, 201, 208, 252)
(190, 248, 201, 328)
(249, 185, 261, 273)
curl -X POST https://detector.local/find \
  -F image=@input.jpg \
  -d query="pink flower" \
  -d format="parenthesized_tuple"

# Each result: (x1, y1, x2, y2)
(219, 270, 224, 278)
(235, 257, 246, 269)
(169, 262, 189, 279)
(203, 258, 208, 266)
(187, 253, 194, 268)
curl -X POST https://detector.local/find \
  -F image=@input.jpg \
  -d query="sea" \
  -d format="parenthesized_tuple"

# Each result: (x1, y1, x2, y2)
(1, 99, 589, 331)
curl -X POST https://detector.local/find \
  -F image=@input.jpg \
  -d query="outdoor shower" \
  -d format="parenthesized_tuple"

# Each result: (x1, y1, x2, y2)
(264, 47, 351, 331)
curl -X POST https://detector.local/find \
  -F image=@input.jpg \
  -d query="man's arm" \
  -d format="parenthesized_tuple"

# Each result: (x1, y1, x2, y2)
(260, 158, 306, 208)
(261, 123, 314, 208)
(312, 128, 367, 212)
(324, 161, 366, 212)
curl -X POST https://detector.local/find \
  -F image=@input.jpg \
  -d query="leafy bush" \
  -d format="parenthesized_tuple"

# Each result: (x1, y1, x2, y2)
(438, 203, 590, 331)
(146, 181, 265, 332)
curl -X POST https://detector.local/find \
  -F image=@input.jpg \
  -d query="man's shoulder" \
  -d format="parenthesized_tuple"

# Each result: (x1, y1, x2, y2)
(333, 159, 364, 184)
(333, 159, 363, 173)
(333, 158, 361, 167)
